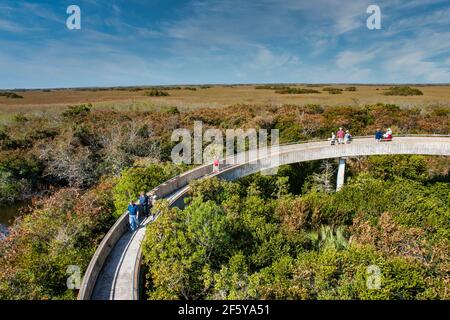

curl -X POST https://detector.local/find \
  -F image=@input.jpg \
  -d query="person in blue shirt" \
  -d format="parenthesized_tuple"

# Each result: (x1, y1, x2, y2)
(127, 201, 138, 231)
(375, 129, 383, 142)
(139, 191, 149, 219)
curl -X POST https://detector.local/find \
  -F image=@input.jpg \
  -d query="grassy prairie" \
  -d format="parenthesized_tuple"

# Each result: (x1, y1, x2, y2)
(1, 85, 450, 122)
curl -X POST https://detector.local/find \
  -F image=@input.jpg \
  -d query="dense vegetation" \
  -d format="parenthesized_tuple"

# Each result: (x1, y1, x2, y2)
(383, 86, 424, 96)
(0, 101, 448, 300)
(0, 181, 116, 299)
(0, 103, 448, 205)
(142, 156, 449, 299)
(0, 162, 185, 299)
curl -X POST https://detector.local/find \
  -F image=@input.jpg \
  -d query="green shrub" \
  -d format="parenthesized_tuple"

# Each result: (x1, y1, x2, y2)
(0, 151, 43, 203)
(142, 199, 231, 299)
(383, 86, 423, 96)
(0, 126, 7, 141)
(249, 244, 439, 299)
(30, 128, 59, 140)
(0, 181, 116, 299)
(430, 106, 450, 117)
(189, 177, 240, 204)
(62, 104, 92, 118)
(323, 87, 343, 94)
(255, 85, 290, 90)
(307, 225, 348, 251)
(0, 171, 31, 203)
(275, 88, 320, 94)
(165, 106, 180, 115)
(382, 103, 402, 111)
(303, 104, 325, 114)
(368, 155, 427, 181)
(145, 89, 170, 97)
(13, 114, 28, 123)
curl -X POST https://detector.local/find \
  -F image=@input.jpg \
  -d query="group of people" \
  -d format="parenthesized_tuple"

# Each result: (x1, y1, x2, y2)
(375, 128, 393, 142)
(127, 192, 158, 231)
(330, 127, 352, 145)
(330, 127, 394, 145)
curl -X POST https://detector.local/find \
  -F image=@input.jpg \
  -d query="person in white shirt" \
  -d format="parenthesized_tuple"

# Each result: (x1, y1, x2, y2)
(330, 132, 336, 145)
(344, 130, 352, 144)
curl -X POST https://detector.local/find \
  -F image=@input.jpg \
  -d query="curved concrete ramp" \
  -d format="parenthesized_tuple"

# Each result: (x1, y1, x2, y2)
(80, 135, 450, 300)
(91, 217, 152, 300)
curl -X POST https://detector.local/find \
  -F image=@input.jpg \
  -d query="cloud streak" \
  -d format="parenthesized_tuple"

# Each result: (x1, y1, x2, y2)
(0, 0, 449, 88)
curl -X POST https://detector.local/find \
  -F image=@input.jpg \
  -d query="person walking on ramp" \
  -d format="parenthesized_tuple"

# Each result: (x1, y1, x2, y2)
(139, 191, 149, 219)
(127, 200, 138, 231)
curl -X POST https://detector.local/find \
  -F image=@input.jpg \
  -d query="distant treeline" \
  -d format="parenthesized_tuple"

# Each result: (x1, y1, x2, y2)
(145, 89, 170, 97)
(276, 88, 321, 94)
(0, 92, 23, 99)
(323, 87, 343, 94)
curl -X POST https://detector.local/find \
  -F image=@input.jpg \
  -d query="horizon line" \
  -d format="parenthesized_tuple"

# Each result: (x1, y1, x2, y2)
(2, 82, 450, 91)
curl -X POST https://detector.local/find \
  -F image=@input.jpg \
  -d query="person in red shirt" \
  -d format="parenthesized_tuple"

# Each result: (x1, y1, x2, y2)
(337, 128, 345, 144)
(383, 128, 393, 141)
(213, 157, 220, 173)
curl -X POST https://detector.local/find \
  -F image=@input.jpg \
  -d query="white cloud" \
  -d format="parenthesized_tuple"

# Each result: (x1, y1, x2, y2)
(0, 18, 26, 32)
(389, 7, 450, 32)
(19, 2, 62, 24)
(383, 50, 450, 82)
(252, 46, 300, 68)
(336, 50, 375, 69)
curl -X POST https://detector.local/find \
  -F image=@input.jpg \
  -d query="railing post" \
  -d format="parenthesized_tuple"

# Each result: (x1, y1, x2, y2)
(336, 157, 346, 191)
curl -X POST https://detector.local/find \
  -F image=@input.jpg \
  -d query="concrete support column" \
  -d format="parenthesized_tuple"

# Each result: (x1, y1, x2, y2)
(336, 157, 346, 191)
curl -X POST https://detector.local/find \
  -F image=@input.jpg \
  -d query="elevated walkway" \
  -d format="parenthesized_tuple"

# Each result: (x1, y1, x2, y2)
(78, 135, 450, 300)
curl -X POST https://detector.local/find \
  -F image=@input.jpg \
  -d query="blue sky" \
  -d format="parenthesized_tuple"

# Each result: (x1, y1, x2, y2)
(0, 0, 449, 88)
